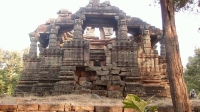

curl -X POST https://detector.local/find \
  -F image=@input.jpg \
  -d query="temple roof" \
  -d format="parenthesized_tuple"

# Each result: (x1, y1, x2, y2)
(32, 0, 162, 46)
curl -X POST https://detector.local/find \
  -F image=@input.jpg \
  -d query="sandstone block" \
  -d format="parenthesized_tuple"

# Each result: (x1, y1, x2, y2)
(101, 65, 112, 71)
(90, 75, 98, 81)
(96, 71, 109, 76)
(101, 66, 108, 71)
(107, 85, 122, 91)
(111, 69, 120, 74)
(79, 89, 91, 94)
(125, 77, 141, 82)
(110, 76, 121, 81)
(112, 81, 125, 86)
(61, 66, 76, 71)
(108, 91, 123, 98)
(119, 72, 129, 76)
(58, 76, 74, 80)
(17, 110, 50, 112)
(79, 77, 87, 85)
(158, 106, 174, 112)
(74, 75, 79, 82)
(95, 106, 123, 112)
(0, 104, 17, 111)
(59, 71, 74, 76)
(17, 103, 38, 111)
(39, 104, 64, 111)
(112, 67, 120, 70)
(101, 76, 110, 81)
(85, 66, 101, 71)
(74, 106, 94, 112)
(94, 80, 111, 86)
(92, 90, 108, 97)
(65, 104, 75, 111)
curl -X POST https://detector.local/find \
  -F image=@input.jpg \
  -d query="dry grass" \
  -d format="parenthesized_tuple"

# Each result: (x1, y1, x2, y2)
(0, 94, 124, 106)
(0, 94, 175, 107)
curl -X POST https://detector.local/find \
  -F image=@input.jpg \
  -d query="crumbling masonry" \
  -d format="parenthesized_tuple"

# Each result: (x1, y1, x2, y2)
(15, 0, 170, 98)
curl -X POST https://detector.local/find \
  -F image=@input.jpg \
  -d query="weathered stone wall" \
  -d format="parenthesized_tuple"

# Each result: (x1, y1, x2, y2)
(0, 103, 200, 112)
(14, 0, 170, 98)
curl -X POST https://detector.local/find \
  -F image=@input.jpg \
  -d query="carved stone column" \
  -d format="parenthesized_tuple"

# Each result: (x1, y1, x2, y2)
(142, 25, 151, 54)
(29, 32, 39, 58)
(117, 18, 128, 42)
(73, 19, 83, 40)
(49, 23, 60, 48)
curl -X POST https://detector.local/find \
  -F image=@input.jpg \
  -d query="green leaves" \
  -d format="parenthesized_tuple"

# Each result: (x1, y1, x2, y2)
(122, 94, 160, 112)
(184, 48, 200, 94)
(0, 48, 22, 95)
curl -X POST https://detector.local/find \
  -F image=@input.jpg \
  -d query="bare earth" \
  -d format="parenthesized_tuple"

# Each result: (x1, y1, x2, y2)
(0, 94, 174, 106)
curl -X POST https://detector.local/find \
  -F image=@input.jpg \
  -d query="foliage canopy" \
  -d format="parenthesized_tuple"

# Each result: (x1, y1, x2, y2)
(0, 48, 23, 95)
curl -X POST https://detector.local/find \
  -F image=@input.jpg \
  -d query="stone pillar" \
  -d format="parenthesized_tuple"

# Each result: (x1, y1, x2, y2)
(28, 32, 39, 58)
(117, 19, 128, 42)
(160, 38, 166, 58)
(73, 19, 83, 40)
(99, 27, 105, 39)
(49, 23, 60, 48)
(104, 27, 113, 39)
(142, 25, 151, 54)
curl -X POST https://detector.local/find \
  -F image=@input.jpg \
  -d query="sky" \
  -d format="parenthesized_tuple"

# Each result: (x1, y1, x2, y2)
(0, 0, 199, 67)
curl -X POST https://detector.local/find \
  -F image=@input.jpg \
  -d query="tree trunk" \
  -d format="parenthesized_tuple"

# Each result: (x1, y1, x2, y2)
(160, 0, 191, 112)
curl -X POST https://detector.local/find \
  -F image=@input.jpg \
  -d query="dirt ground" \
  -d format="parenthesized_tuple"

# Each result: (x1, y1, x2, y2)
(0, 94, 174, 106)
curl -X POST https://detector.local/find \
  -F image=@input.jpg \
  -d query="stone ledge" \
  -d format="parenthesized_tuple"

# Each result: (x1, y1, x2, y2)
(0, 103, 197, 112)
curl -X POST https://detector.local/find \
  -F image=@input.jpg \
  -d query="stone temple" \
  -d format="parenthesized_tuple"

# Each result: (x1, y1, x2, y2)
(15, 0, 170, 98)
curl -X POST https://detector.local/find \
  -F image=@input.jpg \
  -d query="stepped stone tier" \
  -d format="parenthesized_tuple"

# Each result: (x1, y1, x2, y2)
(14, 0, 170, 98)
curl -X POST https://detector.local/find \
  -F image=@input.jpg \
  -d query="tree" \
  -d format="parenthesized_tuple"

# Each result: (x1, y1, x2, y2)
(159, 0, 200, 111)
(0, 48, 23, 95)
(184, 48, 200, 93)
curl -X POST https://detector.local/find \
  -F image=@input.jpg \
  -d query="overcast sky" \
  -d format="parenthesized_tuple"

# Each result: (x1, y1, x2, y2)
(0, 0, 199, 67)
